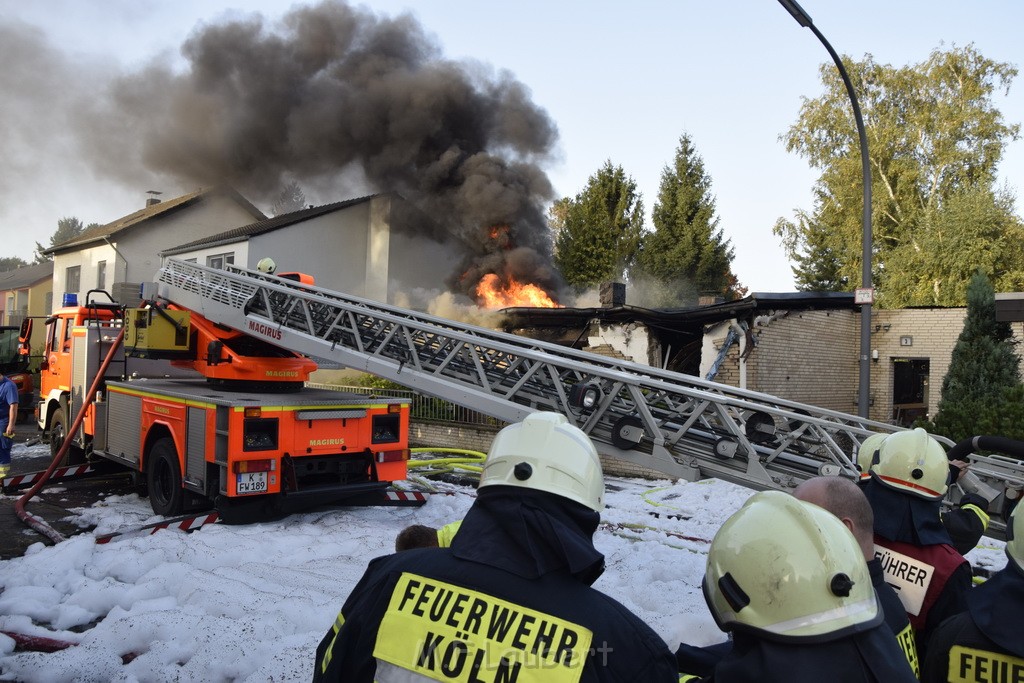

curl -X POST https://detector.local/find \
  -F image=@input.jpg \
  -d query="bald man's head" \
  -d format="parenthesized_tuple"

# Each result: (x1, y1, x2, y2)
(793, 476, 875, 559)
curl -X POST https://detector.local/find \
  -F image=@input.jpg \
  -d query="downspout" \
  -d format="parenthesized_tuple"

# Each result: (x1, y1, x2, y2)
(101, 236, 129, 286)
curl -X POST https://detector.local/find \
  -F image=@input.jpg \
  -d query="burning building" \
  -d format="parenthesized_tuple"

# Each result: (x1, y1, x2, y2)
(70, 1, 567, 310)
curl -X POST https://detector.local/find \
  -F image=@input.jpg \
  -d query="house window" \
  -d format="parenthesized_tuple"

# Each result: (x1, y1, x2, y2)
(65, 266, 81, 293)
(206, 253, 235, 270)
(97, 260, 107, 290)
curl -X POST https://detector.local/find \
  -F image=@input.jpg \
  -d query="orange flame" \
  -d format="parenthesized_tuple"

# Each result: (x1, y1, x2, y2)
(475, 273, 560, 309)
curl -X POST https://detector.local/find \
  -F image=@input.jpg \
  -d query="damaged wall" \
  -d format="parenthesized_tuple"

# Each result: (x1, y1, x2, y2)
(587, 321, 660, 366)
(704, 309, 861, 415)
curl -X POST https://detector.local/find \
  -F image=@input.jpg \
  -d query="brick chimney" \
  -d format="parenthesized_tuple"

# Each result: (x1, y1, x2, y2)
(599, 282, 625, 308)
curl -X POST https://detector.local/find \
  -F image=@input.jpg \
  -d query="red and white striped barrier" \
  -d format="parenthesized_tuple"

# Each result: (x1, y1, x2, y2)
(95, 511, 220, 544)
(1, 464, 97, 491)
(385, 490, 428, 502)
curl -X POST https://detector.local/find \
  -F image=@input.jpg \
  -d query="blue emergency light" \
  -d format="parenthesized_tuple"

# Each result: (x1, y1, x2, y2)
(62, 293, 78, 307)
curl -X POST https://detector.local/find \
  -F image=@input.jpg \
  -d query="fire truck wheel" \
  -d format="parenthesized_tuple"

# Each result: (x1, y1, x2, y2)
(49, 407, 85, 466)
(147, 438, 184, 517)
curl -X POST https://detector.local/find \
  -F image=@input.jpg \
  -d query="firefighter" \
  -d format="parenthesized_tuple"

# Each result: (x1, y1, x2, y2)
(860, 428, 972, 660)
(794, 476, 920, 677)
(680, 490, 917, 682)
(394, 521, 462, 551)
(676, 476, 920, 678)
(313, 411, 680, 682)
(920, 502, 1024, 682)
(857, 431, 989, 556)
(940, 462, 989, 556)
(0, 370, 18, 479)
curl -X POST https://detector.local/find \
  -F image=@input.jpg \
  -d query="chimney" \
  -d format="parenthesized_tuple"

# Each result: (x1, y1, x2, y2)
(146, 190, 163, 207)
(599, 282, 625, 308)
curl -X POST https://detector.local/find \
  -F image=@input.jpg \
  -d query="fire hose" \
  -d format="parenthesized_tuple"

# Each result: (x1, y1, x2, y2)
(14, 328, 125, 544)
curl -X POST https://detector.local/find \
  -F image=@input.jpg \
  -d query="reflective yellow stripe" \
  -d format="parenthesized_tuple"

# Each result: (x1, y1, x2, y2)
(374, 573, 591, 682)
(679, 675, 701, 682)
(961, 504, 990, 530)
(947, 645, 1024, 682)
(895, 623, 919, 678)
(319, 610, 346, 674)
(436, 521, 462, 548)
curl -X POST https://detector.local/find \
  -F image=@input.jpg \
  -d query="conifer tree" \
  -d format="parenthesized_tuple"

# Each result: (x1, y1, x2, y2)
(928, 270, 1024, 442)
(636, 133, 737, 305)
(553, 161, 644, 289)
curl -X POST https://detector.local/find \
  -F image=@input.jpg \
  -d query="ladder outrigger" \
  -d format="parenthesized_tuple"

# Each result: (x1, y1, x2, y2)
(156, 259, 1023, 531)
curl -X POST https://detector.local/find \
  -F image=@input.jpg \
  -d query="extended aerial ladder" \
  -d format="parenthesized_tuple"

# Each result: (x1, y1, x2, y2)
(156, 258, 1023, 531)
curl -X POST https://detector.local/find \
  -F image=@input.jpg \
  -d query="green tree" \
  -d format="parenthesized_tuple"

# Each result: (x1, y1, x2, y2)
(34, 216, 91, 262)
(0, 257, 28, 272)
(925, 271, 1024, 442)
(553, 161, 644, 289)
(774, 45, 1021, 304)
(270, 181, 307, 216)
(636, 133, 737, 306)
(883, 186, 1024, 307)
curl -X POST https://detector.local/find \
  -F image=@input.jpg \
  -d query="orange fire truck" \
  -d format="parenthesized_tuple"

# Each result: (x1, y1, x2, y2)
(36, 286, 411, 520)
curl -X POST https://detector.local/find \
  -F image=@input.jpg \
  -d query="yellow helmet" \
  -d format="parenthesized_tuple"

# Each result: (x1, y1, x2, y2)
(256, 257, 277, 274)
(1007, 503, 1023, 573)
(856, 432, 888, 480)
(871, 428, 949, 500)
(704, 490, 880, 641)
(479, 412, 604, 511)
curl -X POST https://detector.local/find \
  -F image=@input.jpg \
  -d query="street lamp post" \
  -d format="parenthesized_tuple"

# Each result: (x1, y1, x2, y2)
(777, 0, 873, 419)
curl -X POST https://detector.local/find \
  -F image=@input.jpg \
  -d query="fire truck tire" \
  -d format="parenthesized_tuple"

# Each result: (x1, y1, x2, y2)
(49, 407, 85, 466)
(147, 438, 184, 517)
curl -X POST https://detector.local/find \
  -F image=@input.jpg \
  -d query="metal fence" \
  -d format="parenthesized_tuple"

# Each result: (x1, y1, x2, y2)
(306, 383, 505, 427)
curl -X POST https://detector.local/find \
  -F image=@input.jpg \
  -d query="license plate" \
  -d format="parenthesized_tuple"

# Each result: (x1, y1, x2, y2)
(236, 471, 268, 495)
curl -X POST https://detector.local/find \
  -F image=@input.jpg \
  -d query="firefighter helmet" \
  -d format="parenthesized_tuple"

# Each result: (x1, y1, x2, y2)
(871, 427, 949, 500)
(479, 411, 604, 511)
(1007, 502, 1023, 573)
(856, 432, 888, 480)
(703, 490, 880, 642)
(256, 257, 277, 274)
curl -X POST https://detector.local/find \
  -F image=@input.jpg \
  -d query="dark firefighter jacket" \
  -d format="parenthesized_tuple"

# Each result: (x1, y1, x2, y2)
(861, 476, 972, 660)
(676, 560, 919, 680)
(921, 564, 1024, 682)
(312, 486, 680, 682)
(679, 625, 918, 683)
(940, 492, 989, 557)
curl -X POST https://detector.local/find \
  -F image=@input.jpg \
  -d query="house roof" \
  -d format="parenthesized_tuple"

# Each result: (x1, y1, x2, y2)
(161, 194, 382, 256)
(44, 186, 266, 255)
(0, 261, 54, 291)
(502, 291, 857, 333)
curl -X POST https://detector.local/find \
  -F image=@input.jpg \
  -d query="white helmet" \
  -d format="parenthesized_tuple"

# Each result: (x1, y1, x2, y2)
(856, 432, 888, 480)
(479, 412, 604, 511)
(704, 490, 880, 641)
(1007, 502, 1023, 574)
(256, 257, 277, 274)
(872, 428, 949, 499)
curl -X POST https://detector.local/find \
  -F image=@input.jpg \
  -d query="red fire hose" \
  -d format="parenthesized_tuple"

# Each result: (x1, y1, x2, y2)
(14, 328, 125, 543)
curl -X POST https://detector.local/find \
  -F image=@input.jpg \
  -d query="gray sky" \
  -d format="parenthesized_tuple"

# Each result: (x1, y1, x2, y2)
(2, 0, 1022, 293)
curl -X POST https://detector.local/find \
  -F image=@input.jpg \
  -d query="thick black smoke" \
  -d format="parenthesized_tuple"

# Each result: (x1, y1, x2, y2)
(75, 1, 564, 302)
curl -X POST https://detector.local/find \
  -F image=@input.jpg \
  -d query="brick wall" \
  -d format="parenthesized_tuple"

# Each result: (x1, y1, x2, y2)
(868, 308, 965, 423)
(705, 307, 1024, 425)
(749, 310, 861, 413)
(708, 310, 861, 414)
